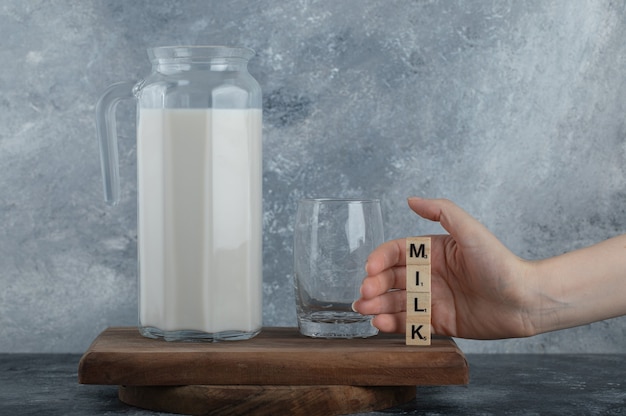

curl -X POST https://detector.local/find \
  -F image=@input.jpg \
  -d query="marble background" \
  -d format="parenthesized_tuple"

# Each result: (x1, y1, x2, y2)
(1, 0, 625, 353)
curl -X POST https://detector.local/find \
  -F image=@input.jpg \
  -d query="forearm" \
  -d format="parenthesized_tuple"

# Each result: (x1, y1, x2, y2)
(527, 234, 626, 335)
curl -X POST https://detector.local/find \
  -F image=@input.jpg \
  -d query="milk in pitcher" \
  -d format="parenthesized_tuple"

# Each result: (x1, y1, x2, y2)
(137, 108, 263, 341)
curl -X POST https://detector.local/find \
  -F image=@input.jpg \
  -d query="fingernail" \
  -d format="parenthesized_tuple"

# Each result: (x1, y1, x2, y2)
(369, 318, 379, 332)
(351, 301, 358, 312)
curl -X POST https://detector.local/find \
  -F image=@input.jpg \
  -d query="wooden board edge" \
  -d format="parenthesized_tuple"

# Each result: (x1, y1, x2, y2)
(78, 327, 470, 386)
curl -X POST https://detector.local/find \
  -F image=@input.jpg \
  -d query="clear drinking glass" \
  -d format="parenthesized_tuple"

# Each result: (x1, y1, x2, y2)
(293, 198, 384, 338)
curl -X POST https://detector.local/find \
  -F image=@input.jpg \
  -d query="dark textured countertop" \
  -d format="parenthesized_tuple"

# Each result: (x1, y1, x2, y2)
(1, 353, 625, 415)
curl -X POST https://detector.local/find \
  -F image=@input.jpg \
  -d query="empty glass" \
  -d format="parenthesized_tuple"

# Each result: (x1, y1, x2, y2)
(293, 198, 384, 338)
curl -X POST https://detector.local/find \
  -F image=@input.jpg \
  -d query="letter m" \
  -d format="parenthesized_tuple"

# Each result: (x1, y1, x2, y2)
(409, 243, 426, 259)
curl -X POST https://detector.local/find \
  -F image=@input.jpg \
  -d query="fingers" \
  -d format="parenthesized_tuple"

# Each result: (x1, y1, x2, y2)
(365, 239, 406, 277)
(371, 313, 407, 333)
(359, 266, 406, 299)
(354, 288, 405, 315)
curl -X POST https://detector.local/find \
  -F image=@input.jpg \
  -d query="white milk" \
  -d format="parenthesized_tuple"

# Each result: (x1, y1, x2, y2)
(137, 108, 262, 337)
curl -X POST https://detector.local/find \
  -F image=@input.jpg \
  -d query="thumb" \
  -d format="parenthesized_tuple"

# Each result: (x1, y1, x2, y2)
(407, 197, 495, 248)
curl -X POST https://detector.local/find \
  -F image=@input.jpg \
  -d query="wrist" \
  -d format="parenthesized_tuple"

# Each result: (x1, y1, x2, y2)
(510, 259, 553, 338)
(521, 235, 626, 335)
(521, 259, 565, 336)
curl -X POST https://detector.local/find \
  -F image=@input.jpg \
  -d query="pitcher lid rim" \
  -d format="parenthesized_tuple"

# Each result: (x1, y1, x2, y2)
(148, 46, 255, 62)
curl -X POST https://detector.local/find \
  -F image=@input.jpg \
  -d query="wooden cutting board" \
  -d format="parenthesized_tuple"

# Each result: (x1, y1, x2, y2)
(79, 326, 468, 386)
(78, 327, 468, 415)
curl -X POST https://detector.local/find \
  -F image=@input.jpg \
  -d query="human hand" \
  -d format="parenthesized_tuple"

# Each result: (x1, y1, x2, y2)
(353, 197, 535, 340)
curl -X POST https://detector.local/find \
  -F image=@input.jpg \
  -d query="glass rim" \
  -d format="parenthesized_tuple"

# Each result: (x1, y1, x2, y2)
(299, 197, 381, 204)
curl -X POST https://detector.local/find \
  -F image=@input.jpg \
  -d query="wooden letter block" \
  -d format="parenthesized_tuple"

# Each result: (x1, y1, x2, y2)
(405, 237, 432, 346)
(405, 237, 431, 265)
(405, 316, 431, 346)
(406, 292, 430, 316)
(405, 264, 431, 292)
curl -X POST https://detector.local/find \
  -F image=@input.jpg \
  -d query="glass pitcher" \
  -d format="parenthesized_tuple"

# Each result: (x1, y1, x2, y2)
(96, 46, 263, 341)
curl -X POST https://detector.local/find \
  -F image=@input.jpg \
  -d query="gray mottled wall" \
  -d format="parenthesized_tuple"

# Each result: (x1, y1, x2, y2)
(1, 0, 625, 353)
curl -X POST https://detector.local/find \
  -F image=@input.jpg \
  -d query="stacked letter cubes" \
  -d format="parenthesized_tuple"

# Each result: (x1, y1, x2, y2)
(405, 237, 431, 346)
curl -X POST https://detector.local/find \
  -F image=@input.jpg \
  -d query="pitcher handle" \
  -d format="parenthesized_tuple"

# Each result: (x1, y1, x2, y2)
(95, 81, 135, 205)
